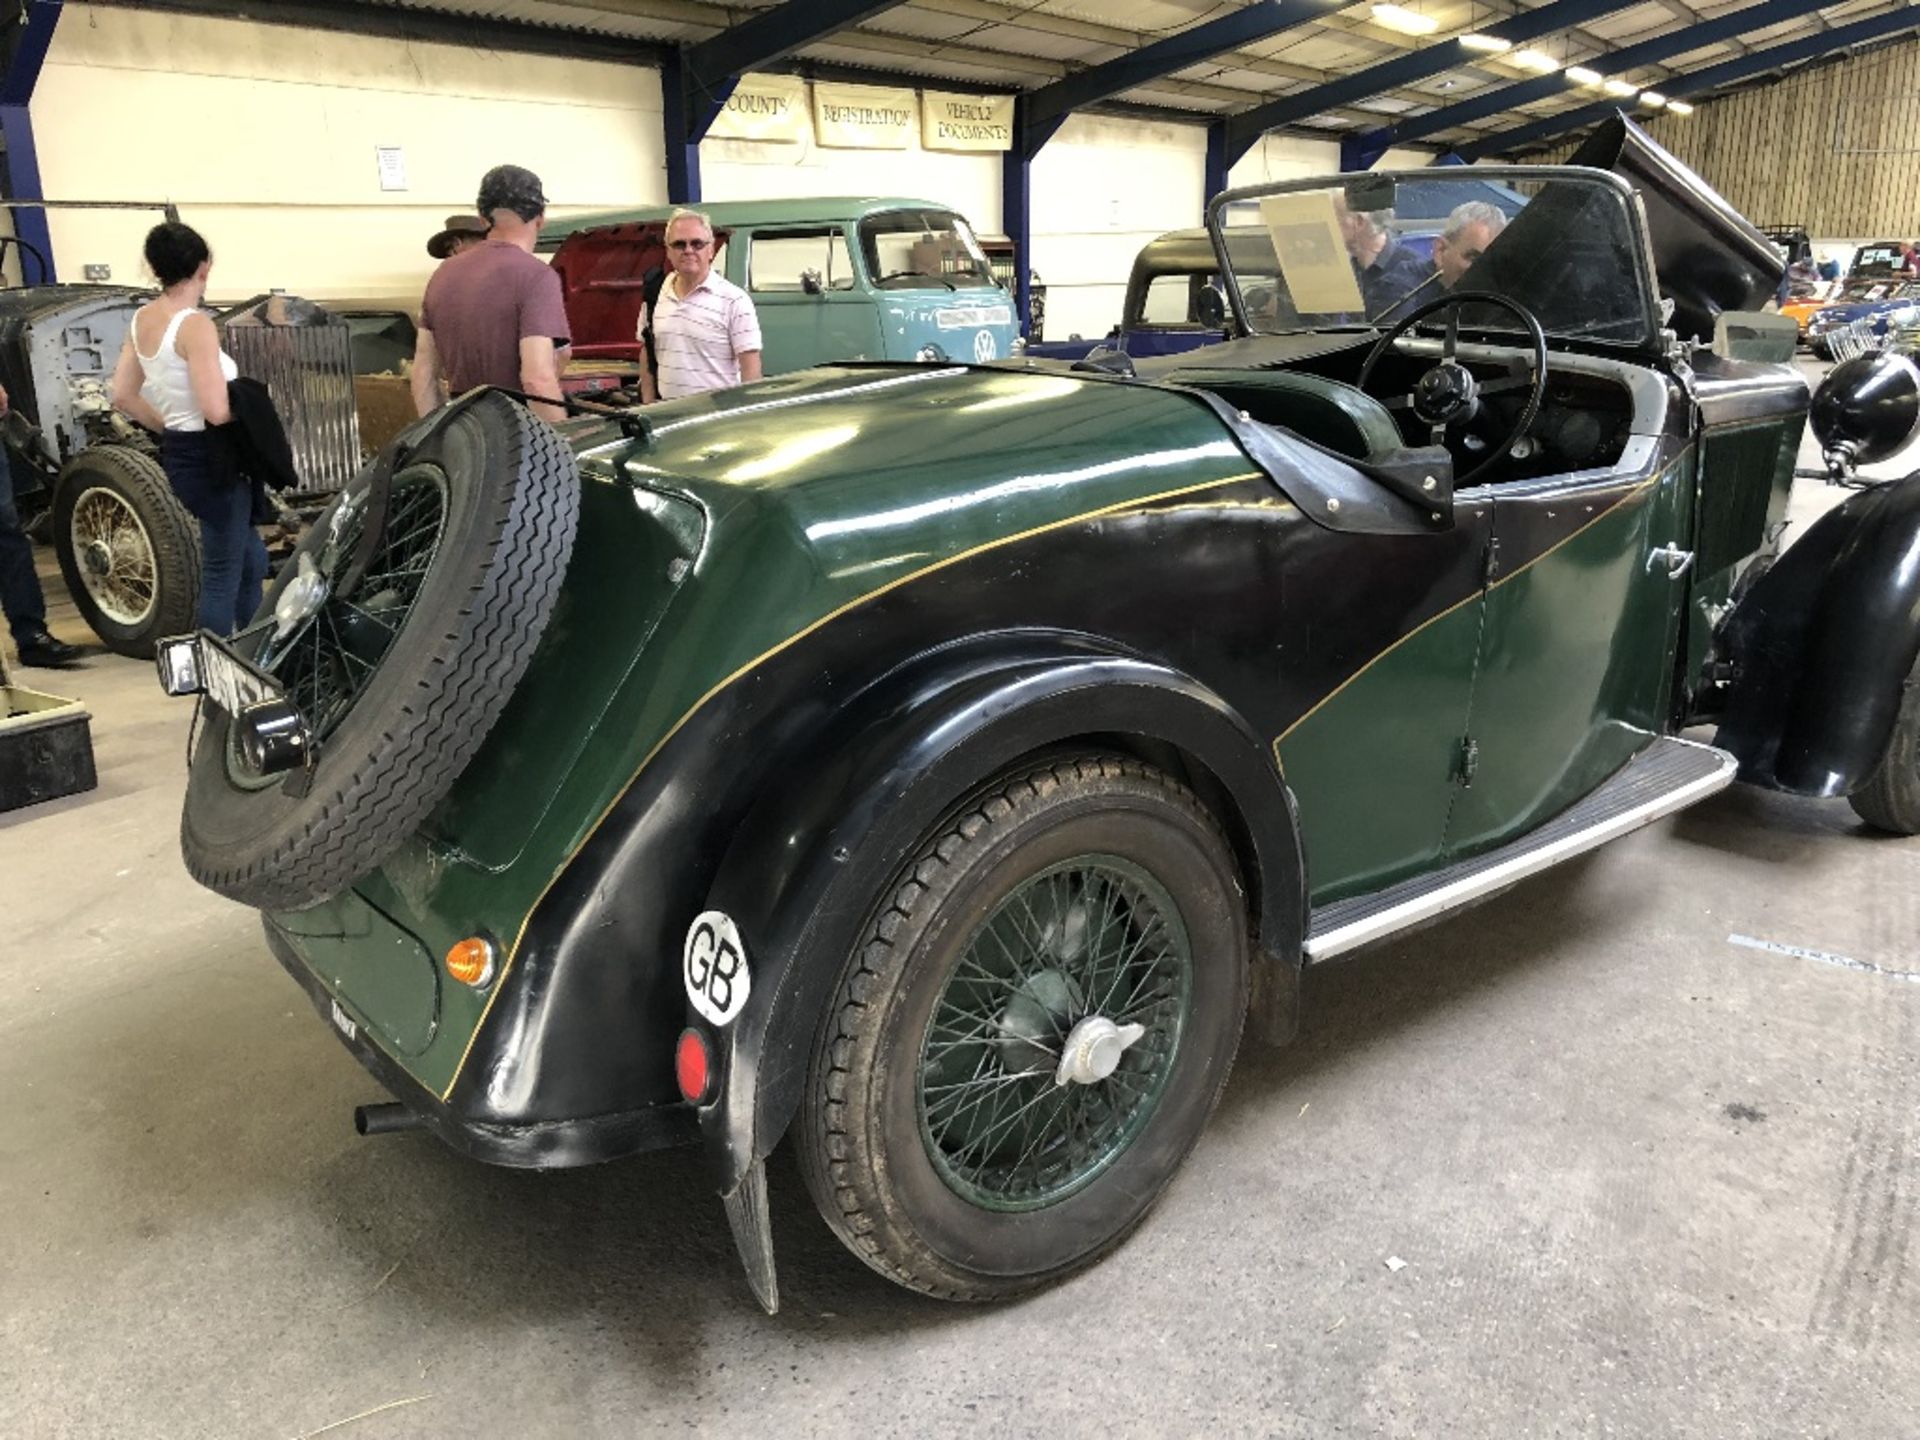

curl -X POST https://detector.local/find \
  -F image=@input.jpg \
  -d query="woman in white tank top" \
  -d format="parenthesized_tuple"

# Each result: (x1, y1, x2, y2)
(110, 222, 266, 635)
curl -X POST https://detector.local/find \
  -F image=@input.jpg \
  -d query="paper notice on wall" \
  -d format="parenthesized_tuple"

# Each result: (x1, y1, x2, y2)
(1258, 191, 1363, 316)
(812, 82, 916, 149)
(921, 91, 1014, 151)
(375, 146, 408, 192)
(707, 74, 809, 143)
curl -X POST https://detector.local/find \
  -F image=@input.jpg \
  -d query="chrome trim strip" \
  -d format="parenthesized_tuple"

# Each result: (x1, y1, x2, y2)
(1304, 739, 1737, 963)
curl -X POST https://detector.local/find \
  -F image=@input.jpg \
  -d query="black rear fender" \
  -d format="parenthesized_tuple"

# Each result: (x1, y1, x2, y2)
(1715, 474, 1920, 795)
(689, 634, 1304, 1194)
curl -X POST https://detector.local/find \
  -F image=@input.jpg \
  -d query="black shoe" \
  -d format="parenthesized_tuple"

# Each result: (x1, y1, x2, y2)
(14, 630, 82, 668)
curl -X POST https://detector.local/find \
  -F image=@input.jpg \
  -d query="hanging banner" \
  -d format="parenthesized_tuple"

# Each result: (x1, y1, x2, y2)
(707, 74, 809, 143)
(921, 91, 1015, 152)
(812, 82, 916, 149)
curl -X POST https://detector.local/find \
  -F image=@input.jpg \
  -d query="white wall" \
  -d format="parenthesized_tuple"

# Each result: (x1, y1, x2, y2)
(1030, 113, 1210, 342)
(1227, 132, 1342, 187)
(701, 132, 1001, 236)
(34, 9, 667, 302)
(1226, 135, 1435, 187)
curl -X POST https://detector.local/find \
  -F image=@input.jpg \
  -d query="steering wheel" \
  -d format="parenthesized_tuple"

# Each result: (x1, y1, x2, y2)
(1356, 289, 1549, 489)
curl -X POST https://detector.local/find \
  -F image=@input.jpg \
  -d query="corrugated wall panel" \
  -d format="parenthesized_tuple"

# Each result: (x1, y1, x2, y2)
(1514, 37, 1920, 237)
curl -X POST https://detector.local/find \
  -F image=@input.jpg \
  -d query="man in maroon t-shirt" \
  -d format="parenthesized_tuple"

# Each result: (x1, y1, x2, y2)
(412, 164, 570, 423)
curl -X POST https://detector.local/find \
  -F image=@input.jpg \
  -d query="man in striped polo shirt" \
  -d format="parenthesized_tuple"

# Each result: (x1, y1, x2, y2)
(638, 208, 764, 403)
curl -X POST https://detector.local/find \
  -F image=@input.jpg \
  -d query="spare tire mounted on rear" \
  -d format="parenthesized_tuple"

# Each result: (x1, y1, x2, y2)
(181, 390, 582, 911)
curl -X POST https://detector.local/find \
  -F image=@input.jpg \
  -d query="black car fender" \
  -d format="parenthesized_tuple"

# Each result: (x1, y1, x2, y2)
(685, 634, 1306, 1195)
(1715, 473, 1920, 795)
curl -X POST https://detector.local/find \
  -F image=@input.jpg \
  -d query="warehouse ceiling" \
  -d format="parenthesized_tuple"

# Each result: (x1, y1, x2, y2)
(117, 0, 1920, 154)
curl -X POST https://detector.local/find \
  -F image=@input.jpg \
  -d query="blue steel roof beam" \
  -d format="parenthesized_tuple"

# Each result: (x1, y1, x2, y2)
(1352, 0, 1836, 162)
(1019, 0, 1350, 156)
(1457, 2, 1920, 158)
(682, 0, 913, 139)
(1219, 0, 1648, 167)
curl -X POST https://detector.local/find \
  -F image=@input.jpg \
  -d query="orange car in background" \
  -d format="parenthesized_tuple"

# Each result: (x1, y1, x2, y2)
(1781, 292, 1831, 337)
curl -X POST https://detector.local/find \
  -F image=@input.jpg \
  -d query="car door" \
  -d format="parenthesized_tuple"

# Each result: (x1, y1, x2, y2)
(1274, 491, 1496, 907)
(743, 226, 883, 375)
(1442, 418, 1695, 858)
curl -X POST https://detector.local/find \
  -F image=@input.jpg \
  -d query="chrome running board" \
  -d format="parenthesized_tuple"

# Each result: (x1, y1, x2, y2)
(1305, 736, 1736, 963)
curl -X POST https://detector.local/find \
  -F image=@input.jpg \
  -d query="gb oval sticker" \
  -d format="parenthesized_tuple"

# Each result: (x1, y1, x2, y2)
(684, 911, 750, 1026)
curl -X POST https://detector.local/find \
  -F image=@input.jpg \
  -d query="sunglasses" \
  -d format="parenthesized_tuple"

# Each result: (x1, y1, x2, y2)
(668, 238, 710, 251)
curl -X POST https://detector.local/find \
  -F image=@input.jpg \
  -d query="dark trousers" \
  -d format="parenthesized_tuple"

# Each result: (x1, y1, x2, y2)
(0, 444, 48, 643)
(161, 430, 268, 635)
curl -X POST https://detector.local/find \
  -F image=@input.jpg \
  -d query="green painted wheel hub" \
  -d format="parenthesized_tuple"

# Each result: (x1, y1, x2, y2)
(917, 854, 1192, 1212)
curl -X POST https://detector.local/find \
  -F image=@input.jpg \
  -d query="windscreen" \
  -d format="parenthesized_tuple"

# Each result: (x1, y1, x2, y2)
(859, 210, 995, 289)
(1213, 170, 1656, 348)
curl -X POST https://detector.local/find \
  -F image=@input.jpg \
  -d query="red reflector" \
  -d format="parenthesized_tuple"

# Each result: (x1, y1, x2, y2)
(675, 1028, 711, 1103)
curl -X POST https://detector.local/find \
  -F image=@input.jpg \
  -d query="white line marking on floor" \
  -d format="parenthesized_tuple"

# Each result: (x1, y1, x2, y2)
(1727, 933, 1920, 983)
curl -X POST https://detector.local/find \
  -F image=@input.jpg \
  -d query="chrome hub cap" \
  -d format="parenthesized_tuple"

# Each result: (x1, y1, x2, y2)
(1054, 1015, 1148, 1087)
(272, 552, 331, 640)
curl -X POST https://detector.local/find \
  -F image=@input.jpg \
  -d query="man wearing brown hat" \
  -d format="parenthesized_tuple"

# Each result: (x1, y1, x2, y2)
(426, 213, 488, 260)
(411, 164, 570, 422)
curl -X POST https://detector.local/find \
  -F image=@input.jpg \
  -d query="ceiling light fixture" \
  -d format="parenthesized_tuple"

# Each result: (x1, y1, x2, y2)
(1640, 90, 1668, 107)
(1603, 78, 1638, 97)
(1566, 65, 1603, 85)
(1459, 32, 1511, 52)
(1666, 100, 1694, 115)
(1509, 49, 1561, 72)
(1371, 4, 1440, 35)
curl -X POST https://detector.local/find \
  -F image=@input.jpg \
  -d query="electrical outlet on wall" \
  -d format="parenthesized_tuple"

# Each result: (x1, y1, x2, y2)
(84, 263, 112, 281)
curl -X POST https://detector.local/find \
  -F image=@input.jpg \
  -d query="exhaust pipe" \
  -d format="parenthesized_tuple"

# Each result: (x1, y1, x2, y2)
(354, 1102, 428, 1136)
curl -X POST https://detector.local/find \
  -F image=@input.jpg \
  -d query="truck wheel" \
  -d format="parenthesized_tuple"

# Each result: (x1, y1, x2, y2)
(798, 755, 1249, 1300)
(180, 392, 579, 911)
(53, 446, 200, 658)
(1850, 652, 1920, 833)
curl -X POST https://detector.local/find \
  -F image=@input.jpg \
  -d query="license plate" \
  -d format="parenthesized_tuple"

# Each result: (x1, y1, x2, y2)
(197, 632, 286, 719)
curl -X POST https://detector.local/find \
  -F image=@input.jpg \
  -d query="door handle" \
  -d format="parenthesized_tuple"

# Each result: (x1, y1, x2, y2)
(1646, 543, 1695, 578)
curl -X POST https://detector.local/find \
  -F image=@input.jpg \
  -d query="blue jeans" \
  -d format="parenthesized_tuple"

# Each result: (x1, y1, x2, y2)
(161, 430, 268, 635)
(0, 444, 49, 642)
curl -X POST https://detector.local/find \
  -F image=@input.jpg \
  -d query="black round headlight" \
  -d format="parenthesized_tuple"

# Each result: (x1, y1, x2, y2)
(1811, 351, 1920, 467)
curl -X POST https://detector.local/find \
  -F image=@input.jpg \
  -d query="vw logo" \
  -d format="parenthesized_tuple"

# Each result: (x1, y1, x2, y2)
(973, 329, 998, 362)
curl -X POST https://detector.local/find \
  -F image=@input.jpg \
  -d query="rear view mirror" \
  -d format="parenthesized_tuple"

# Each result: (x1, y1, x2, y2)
(1711, 311, 1796, 363)
(1344, 175, 1397, 215)
(1195, 285, 1227, 329)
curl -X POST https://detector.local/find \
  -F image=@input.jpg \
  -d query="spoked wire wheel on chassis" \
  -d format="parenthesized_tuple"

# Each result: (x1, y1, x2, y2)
(180, 391, 581, 912)
(53, 446, 200, 658)
(800, 755, 1250, 1299)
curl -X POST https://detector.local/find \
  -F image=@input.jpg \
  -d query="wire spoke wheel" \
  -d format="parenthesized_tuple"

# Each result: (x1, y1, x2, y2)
(800, 756, 1253, 1301)
(53, 446, 198, 659)
(918, 856, 1191, 1212)
(246, 465, 449, 750)
(181, 392, 582, 912)
(67, 484, 159, 627)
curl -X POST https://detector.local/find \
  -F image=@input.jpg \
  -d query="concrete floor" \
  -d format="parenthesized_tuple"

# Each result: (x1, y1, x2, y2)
(4, 361, 1918, 1438)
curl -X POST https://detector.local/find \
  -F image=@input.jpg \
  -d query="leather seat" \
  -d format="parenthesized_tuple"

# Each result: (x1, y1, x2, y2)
(1159, 368, 1405, 464)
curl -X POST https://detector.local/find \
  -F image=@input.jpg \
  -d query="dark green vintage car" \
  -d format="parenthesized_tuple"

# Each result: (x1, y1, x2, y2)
(162, 119, 1920, 1311)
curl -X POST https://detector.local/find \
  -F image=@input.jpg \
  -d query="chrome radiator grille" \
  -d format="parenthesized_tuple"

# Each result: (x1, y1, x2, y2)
(222, 297, 362, 497)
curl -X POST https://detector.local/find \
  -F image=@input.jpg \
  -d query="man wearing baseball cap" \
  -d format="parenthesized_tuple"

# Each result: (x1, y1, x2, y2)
(411, 164, 570, 422)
